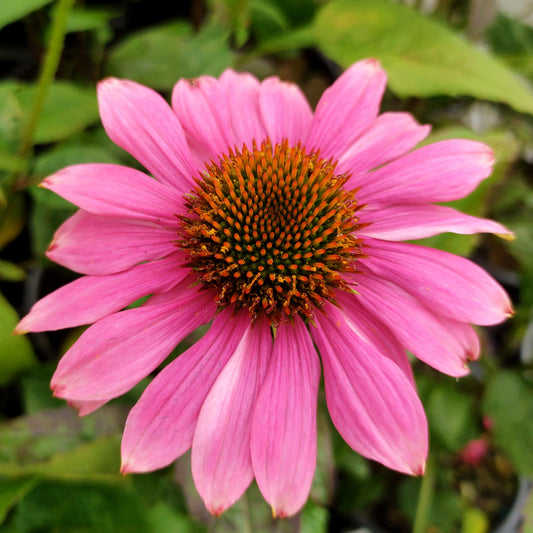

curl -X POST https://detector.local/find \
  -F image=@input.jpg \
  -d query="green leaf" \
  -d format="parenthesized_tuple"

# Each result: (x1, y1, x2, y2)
(483, 371, 533, 476)
(0, 260, 26, 282)
(0, 147, 27, 174)
(20, 362, 66, 414)
(0, 82, 24, 157)
(0, 293, 37, 387)
(28, 184, 77, 257)
(147, 502, 206, 533)
(106, 20, 235, 91)
(12, 480, 150, 533)
(300, 502, 329, 533)
(331, 430, 385, 511)
(488, 14, 533, 55)
(0, 406, 127, 474)
(426, 385, 477, 451)
(399, 477, 463, 532)
(17, 81, 99, 144)
(250, 0, 291, 43)
(0, 477, 38, 525)
(309, 408, 334, 506)
(65, 7, 119, 34)
(33, 144, 123, 178)
(208, 0, 251, 47)
(0, 0, 54, 30)
(0, 194, 25, 249)
(314, 0, 533, 114)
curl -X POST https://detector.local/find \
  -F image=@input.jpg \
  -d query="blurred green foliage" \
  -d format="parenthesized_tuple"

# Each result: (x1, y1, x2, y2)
(1, 0, 533, 532)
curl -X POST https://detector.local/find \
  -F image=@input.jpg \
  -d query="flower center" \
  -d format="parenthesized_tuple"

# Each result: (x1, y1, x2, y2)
(178, 139, 364, 325)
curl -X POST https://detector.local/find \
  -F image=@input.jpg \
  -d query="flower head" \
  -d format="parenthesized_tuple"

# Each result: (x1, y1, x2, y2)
(17, 59, 513, 517)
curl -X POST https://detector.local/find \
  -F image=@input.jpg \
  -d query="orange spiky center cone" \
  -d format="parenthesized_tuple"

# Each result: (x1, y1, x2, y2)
(179, 139, 365, 325)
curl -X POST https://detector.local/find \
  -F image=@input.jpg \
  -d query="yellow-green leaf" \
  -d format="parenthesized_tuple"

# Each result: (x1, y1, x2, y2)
(314, 0, 533, 114)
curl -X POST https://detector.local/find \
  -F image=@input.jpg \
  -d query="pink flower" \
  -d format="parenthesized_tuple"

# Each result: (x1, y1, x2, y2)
(459, 438, 490, 466)
(16, 60, 513, 517)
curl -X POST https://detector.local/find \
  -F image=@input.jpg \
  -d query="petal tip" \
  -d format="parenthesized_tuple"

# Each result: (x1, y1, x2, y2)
(13, 320, 27, 335)
(97, 76, 121, 90)
(120, 461, 133, 475)
(483, 147, 495, 166)
(497, 231, 516, 242)
(360, 57, 382, 71)
(207, 505, 225, 518)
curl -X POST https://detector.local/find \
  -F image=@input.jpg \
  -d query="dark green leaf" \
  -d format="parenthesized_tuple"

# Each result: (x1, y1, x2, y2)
(310, 408, 334, 506)
(426, 385, 477, 451)
(0, 82, 24, 157)
(399, 477, 463, 532)
(483, 371, 533, 476)
(0, 293, 37, 387)
(28, 184, 77, 257)
(12, 480, 149, 533)
(0, 195, 25, 249)
(314, 0, 533, 114)
(20, 362, 68, 414)
(147, 502, 207, 533)
(106, 20, 235, 91)
(488, 14, 533, 55)
(17, 82, 99, 144)
(300, 502, 328, 533)
(0, 0, 54, 30)
(0, 477, 38, 525)
(65, 7, 119, 34)
(33, 144, 122, 179)
(208, 0, 251, 47)
(0, 406, 126, 475)
(250, 0, 291, 43)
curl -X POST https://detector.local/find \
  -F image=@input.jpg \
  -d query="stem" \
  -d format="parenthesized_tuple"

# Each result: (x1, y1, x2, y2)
(14, 0, 75, 188)
(412, 453, 436, 533)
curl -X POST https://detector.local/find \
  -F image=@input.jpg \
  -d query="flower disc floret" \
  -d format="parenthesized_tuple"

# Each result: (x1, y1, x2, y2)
(179, 139, 364, 324)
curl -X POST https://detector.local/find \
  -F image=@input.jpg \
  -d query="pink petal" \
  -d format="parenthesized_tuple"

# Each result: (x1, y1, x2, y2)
(172, 76, 236, 163)
(47, 211, 176, 275)
(363, 239, 513, 325)
(218, 69, 267, 148)
(98, 78, 197, 193)
(353, 140, 494, 205)
(357, 203, 513, 241)
(312, 304, 428, 475)
(259, 77, 313, 146)
(347, 273, 478, 376)
(306, 59, 387, 161)
(51, 282, 216, 401)
(68, 399, 108, 416)
(191, 318, 272, 515)
(16, 252, 187, 333)
(41, 164, 185, 223)
(251, 317, 321, 518)
(337, 112, 431, 175)
(334, 291, 414, 384)
(121, 309, 252, 473)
